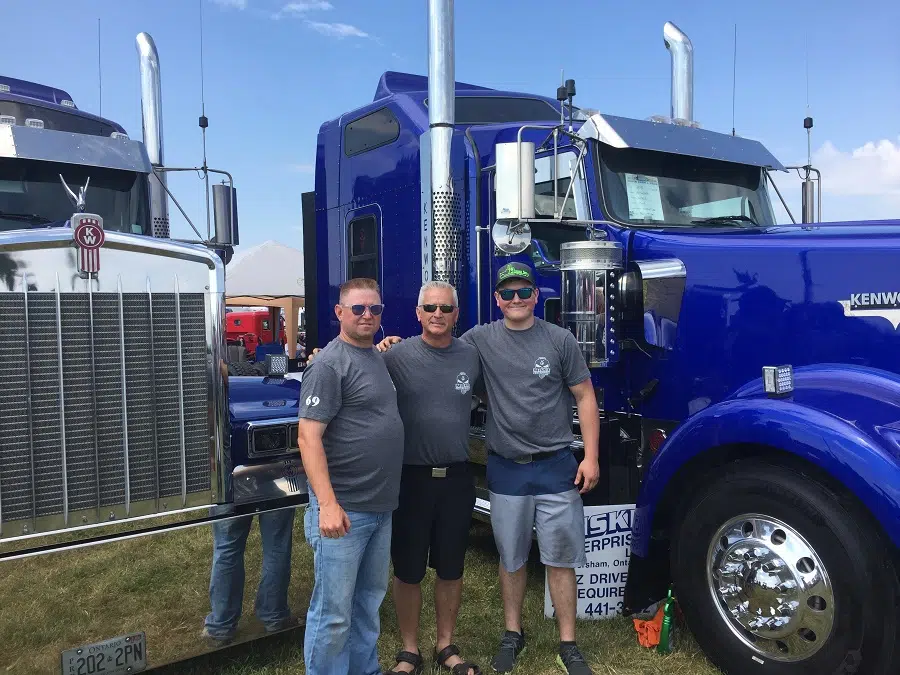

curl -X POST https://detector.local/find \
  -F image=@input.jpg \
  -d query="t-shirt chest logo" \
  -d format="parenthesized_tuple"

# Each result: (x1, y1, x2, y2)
(455, 372, 471, 394)
(533, 357, 551, 379)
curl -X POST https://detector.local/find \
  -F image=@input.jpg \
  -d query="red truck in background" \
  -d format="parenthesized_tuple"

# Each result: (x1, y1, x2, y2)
(225, 308, 285, 359)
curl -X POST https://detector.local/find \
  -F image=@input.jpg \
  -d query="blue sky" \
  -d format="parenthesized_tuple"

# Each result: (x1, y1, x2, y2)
(3, 0, 899, 253)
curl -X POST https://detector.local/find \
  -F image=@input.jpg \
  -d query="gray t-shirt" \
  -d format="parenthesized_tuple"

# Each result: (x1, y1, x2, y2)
(460, 318, 590, 459)
(297, 339, 404, 512)
(382, 336, 481, 466)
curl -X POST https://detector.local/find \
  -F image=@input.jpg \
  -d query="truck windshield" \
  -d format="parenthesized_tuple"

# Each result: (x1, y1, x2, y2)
(596, 144, 777, 227)
(0, 158, 150, 235)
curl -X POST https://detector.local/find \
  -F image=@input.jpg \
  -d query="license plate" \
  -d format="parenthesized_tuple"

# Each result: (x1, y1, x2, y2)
(60, 633, 146, 675)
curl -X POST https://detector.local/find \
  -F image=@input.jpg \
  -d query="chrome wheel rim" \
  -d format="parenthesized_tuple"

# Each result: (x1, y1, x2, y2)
(706, 513, 835, 663)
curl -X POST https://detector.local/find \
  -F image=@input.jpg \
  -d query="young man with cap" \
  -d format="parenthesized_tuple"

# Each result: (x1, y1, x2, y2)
(460, 262, 599, 675)
(379, 263, 600, 674)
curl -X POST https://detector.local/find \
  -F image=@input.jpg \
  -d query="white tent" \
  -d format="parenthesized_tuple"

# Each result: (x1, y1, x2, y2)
(225, 240, 305, 358)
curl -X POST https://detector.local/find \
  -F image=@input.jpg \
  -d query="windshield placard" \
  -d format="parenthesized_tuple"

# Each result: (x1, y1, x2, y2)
(625, 173, 664, 221)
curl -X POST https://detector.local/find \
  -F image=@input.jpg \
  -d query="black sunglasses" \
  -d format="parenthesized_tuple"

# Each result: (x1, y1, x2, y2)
(497, 287, 535, 301)
(342, 304, 384, 316)
(420, 304, 456, 313)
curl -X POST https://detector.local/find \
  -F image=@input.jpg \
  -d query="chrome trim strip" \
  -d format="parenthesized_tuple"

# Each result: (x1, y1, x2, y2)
(174, 275, 187, 506)
(117, 276, 131, 516)
(55, 273, 68, 526)
(0, 504, 300, 562)
(147, 278, 160, 508)
(88, 277, 101, 520)
(23, 277, 35, 529)
(246, 417, 299, 430)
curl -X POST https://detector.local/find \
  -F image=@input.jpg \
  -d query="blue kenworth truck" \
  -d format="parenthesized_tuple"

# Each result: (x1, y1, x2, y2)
(299, 7, 900, 675)
(0, 32, 307, 672)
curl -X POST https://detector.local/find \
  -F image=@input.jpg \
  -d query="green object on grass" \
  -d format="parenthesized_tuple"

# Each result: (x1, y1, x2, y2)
(657, 587, 675, 654)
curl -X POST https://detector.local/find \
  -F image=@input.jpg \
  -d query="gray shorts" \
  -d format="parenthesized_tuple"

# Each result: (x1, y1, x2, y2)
(489, 488, 586, 572)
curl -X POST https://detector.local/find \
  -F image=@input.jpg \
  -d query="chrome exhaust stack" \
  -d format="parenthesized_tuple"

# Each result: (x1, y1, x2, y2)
(136, 32, 170, 239)
(663, 21, 695, 127)
(424, 0, 461, 287)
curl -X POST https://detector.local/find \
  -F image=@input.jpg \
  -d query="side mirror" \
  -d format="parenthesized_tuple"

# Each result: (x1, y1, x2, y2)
(213, 182, 240, 246)
(495, 141, 535, 221)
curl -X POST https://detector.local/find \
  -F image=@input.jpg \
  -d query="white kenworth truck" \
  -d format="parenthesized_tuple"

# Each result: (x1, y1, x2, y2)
(0, 33, 307, 673)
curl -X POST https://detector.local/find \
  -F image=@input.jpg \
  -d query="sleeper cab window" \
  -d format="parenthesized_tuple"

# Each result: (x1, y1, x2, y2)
(348, 215, 379, 280)
(344, 107, 400, 157)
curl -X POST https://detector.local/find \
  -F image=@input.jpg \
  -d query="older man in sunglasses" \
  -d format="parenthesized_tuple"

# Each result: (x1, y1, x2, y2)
(379, 262, 600, 675)
(380, 280, 482, 675)
(297, 277, 405, 675)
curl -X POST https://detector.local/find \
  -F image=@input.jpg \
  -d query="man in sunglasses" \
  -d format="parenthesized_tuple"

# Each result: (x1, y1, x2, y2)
(297, 277, 405, 675)
(379, 281, 482, 675)
(459, 262, 600, 675)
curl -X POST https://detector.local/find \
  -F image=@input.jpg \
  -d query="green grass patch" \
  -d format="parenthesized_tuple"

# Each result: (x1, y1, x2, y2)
(1, 510, 721, 674)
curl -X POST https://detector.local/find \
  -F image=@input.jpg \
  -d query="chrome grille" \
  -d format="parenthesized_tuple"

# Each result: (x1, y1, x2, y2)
(0, 290, 210, 534)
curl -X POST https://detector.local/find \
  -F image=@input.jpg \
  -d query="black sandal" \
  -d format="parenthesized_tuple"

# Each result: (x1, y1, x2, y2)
(384, 650, 424, 675)
(433, 644, 483, 675)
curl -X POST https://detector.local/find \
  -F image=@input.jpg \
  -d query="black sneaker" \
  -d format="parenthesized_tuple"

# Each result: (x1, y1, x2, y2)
(491, 630, 525, 672)
(556, 643, 592, 675)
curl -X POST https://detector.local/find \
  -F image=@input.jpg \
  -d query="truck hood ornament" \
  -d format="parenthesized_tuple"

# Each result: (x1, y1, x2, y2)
(839, 292, 900, 330)
(60, 173, 90, 212)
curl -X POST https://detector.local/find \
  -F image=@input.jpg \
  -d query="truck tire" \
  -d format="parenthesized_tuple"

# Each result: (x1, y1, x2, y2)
(671, 459, 899, 675)
(227, 361, 264, 377)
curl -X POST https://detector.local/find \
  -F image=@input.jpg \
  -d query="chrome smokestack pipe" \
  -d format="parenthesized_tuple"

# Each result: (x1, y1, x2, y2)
(663, 21, 694, 125)
(428, 0, 454, 192)
(425, 0, 461, 289)
(136, 32, 170, 238)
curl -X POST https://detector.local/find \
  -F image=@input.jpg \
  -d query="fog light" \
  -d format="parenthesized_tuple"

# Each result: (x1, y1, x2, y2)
(266, 353, 288, 376)
(763, 365, 793, 397)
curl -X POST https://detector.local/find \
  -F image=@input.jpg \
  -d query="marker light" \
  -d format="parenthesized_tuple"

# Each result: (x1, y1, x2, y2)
(110, 131, 129, 140)
(61, 99, 75, 107)
(0, 115, 15, 126)
(0, 84, 9, 93)
(763, 365, 793, 397)
(24, 118, 44, 129)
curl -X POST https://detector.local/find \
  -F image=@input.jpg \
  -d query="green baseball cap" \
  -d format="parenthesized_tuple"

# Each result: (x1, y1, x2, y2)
(495, 262, 535, 289)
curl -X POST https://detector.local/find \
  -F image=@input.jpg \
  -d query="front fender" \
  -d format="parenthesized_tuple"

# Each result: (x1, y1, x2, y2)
(632, 365, 900, 557)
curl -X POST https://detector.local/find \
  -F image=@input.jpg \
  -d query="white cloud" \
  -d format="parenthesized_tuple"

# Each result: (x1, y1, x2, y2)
(211, 0, 247, 9)
(273, 1, 332, 19)
(305, 20, 369, 39)
(278, 1, 332, 15)
(769, 136, 900, 224)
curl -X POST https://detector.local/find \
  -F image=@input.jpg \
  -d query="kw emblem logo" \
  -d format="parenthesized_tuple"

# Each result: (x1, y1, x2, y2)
(839, 292, 900, 330)
(72, 213, 105, 275)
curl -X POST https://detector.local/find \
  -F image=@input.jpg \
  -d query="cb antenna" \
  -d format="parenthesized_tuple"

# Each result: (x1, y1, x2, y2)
(731, 23, 737, 136)
(98, 18, 102, 118)
(199, 0, 211, 240)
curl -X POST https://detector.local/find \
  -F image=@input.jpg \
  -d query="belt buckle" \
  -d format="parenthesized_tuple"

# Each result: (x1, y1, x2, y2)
(432, 467, 447, 478)
(513, 456, 533, 464)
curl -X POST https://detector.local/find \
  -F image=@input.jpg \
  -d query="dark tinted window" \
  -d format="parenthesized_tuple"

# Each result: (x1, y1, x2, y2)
(424, 96, 562, 124)
(348, 215, 379, 281)
(344, 108, 400, 157)
(0, 101, 119, 137)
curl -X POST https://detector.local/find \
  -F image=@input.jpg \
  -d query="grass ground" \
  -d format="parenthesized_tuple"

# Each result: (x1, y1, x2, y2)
(0, 509, 721, 675)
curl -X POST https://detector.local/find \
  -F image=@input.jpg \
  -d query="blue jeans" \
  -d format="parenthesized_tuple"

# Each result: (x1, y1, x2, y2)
(303, 492, 393, 675)
(204, 508, 296, 638)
